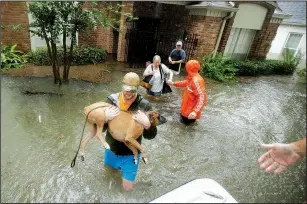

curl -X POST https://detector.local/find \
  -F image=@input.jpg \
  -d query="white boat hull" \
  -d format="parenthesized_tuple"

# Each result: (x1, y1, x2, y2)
(150, 178, 238, 203)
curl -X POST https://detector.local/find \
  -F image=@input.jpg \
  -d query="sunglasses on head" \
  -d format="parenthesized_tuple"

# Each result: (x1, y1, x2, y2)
(122, 85, 137, 93)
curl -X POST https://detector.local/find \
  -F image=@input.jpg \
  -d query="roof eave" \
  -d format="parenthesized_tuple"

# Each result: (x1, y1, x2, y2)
(272, 13, 293, 19)
(185, 5, 239, 12)
(281, 21, 306, 27)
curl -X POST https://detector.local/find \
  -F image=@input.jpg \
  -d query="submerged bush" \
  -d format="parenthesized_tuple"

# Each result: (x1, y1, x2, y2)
(27, 45, 107, 66)
(200, 51, 298, 82)
(233, 59, 296, 76)
(200, 52, 238, 82)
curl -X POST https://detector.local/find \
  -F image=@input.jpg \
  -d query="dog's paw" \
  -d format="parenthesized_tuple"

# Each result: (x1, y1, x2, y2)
(134, 159, 138, 165)
(142, 157, 148, 165)
(80, 153, 85, 161)
(104, 143, 110, 150)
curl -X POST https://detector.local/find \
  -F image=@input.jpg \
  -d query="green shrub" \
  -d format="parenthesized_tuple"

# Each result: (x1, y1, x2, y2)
(283, 48, 304, 68)
(200, 52, 297, 82)
(233, 59, 296, 76)
(1, 44, 27, 71)
(27, 45, 107, 66)
(200, 52, 238, 82)
(297, 67, 306, 78)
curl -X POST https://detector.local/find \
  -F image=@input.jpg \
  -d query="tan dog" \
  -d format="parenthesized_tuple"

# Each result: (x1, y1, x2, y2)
(80, 102, 159, 164)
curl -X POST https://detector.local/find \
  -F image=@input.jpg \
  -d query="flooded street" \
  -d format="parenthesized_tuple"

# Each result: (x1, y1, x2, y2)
(1, 66, 306, 203)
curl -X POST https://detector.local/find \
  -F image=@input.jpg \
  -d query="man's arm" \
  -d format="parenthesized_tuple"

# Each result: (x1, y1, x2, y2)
(168, 49, 176, 63)
(180, 50, 186, 63)
(192, 78, 206, 114)
(291, 137, 306, 157)
(162, 64, 173, 82)
(172, 79, 189, 87)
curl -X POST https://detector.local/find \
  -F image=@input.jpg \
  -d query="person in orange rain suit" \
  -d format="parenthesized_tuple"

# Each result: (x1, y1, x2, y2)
(167, 60, 207, 125)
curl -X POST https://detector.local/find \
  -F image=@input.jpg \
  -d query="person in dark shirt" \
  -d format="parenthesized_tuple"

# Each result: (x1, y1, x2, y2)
(103, 72, 157, 191)
(168, 40, 186, 75)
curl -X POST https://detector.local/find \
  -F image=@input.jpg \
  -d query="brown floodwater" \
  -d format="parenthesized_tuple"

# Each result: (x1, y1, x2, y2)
(1, 59, 306, 203)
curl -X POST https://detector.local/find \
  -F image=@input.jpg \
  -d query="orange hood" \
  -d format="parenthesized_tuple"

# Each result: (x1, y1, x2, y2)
(185, 60, 201, 79)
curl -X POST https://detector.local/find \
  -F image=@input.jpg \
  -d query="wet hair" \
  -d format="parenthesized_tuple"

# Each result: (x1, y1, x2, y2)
(153, 55, 161, 63)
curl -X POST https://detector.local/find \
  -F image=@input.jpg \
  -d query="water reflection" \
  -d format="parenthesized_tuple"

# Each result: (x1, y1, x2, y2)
(1, 74, 306, 203)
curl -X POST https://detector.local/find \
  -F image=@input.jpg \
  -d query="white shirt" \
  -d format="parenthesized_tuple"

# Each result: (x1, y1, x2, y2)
(144, 63, 171, 93)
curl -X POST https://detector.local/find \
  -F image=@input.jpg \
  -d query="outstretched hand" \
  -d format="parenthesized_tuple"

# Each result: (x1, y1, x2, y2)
(167, 80, 173, 85)
(258, 143, 302, 174)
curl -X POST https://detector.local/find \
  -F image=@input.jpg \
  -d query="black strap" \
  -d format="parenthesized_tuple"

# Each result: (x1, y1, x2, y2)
(151, 64, 164, 81)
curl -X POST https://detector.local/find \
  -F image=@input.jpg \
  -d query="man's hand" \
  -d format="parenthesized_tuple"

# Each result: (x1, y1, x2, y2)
(104, 106, 120, 122)
(188, 111, 197, 119)
(167, 80, 173, 85)
(258, 143, 302, 174)
(132, 110, 151, 129)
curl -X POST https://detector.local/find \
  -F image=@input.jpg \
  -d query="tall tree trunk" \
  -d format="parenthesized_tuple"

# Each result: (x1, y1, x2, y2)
(62, 21, 68, 83)
(66, 30, 76, 81)
(51, 40, 62, 85)
(43, 30, 57, 84)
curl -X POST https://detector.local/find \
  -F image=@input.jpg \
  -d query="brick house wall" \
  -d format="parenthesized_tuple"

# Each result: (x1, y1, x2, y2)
(187, 15, 223, 60)
(246, 2, 277, 60)
(78, 2, 117, 54)
(78, 27, 115, 53)
(1, 2, 31, 52)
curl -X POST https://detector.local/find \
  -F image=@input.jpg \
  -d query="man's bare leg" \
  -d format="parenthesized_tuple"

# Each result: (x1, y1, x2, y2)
(122, 178, 134, 191)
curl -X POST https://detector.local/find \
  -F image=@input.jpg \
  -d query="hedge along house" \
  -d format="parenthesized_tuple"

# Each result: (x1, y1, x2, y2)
(1, 1, 290, 66)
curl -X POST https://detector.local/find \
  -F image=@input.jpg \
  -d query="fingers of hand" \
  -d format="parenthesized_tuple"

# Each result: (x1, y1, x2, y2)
(274, 165, 286, 174)
(261, 144, 275, 150)
(110, 107, 120, 115)
(188, 112, 196, 119)
(260, 157, 274, 169)
(132, 114, 137, 120)
(258, 151, 271, 163)
(265, 161, 279, 173)
(113, 107, 120, 115)
(137, 110, 144, 116)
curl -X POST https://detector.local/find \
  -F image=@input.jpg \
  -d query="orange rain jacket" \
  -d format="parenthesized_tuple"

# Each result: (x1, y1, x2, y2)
(173, 60, 206, 119)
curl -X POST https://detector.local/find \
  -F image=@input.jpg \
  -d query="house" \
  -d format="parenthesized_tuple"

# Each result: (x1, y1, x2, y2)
(1, 1, 292, 66)
(267, 2, 306, 68)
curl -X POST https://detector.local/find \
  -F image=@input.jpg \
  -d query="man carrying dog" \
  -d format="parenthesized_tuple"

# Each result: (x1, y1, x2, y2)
(102, 72, 157, 191)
